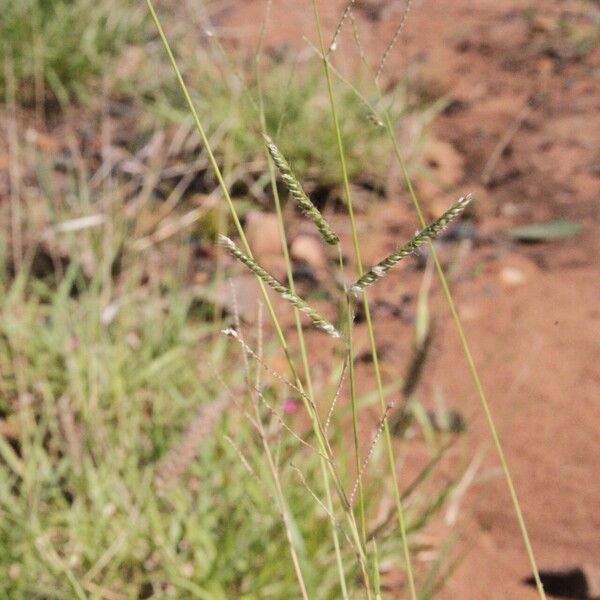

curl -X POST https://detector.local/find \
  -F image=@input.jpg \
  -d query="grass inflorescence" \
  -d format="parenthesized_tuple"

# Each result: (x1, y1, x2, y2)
(351, 195, 472, 293)
(219, 234, 340, 339)
(263, 134, 339, 245)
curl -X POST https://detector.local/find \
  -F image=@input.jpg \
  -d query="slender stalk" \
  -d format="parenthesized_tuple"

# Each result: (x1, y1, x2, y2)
(146, 3, 372, 595)
(261, 446, 309, 590)
(315, 14, 545, 595)
(337, 246, 366, 545)
(311, 2, 418, 598)
(145, 0, 302, 385)
(265, 154, 349, 595)
(4, 51, 23, 271)
(311, 0, 369, 558)
(375, 0, 413, 83)
(382, 108, 547, 600)
(252, 318, 310, 600)
(255, 22, 349, 594)
(146, 4, 312, 595)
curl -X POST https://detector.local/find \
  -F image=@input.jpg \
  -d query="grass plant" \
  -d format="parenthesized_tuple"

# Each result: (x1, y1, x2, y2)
(0, 0, 514, 598)
(0, 0, 149, 105)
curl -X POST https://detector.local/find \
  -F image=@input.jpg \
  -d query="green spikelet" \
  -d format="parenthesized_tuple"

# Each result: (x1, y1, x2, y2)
(263, 134, 339, 245)
(219, 235, 340, 338)
(351, 195, 472, 293)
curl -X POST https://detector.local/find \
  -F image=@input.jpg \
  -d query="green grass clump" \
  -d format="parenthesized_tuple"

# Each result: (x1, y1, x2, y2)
(0, 242, 358, 599)
(135, 52, 396, 194)
(0, 0, 149, 103)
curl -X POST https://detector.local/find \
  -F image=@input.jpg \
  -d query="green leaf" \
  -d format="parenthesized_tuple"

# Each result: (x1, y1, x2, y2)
(508, 219, 582, 242)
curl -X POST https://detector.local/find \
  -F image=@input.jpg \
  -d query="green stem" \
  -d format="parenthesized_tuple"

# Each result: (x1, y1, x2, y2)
(145, 3, 311, 596)
(382, 108, 546, 600)
(147, 3, 373, 595)
(145, 0, 299, 379)
(311, 2, 417, 598)
(256, 32, 349, 597)
(338, 246, 367, 547)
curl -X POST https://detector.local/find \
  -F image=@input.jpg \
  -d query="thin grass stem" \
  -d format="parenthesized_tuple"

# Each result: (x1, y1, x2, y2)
(253, 377, 311, 600)
(380, 108, 547, 600)
(337, 245, 367, 546)
(337, 7, 545, 594)
(311, 2, 417, 598)
(327, 0, 358, 54)
(147, 4, 396, 596)
(145, 4, 313, 595)
(145, 0, 302, 388)
(375, 0, 413, 83)
(256, 33, 350, 593)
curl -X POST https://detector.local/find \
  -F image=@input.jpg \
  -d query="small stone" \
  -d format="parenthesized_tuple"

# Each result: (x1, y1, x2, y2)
(244, 211, 286, 279)
(290, 234, 327, 272)
(500, 266, 527, 287)
(245, 211, 282, 259)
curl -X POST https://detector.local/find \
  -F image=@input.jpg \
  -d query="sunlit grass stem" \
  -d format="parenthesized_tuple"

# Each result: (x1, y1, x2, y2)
(146, 2, 375, 595)
(311, 2, 417, 598)
(145, 2, 313, 594)
(337, 244, 367, 546)
(255, 21, 349, 593)
(322, 9, 545, 594)
(381, 107, 547, 600)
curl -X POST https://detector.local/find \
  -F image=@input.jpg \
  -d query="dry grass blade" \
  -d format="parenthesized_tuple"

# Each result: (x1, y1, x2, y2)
(263, 134, 339, 245)
(351, 195, 472, 293)
(219, 235, 341, 338)
(348, 10, 366, 63)
(290, 463, 337, 523)
(325, 357, 348, 434)
(221, 327, 319, 417)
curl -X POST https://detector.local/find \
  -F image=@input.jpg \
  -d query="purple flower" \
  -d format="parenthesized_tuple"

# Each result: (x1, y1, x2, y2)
(283, 399, 300, 415)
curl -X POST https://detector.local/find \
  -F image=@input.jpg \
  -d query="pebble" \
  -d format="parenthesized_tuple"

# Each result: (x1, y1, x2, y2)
(290, 234, 327, 272)
(500, 266, 527, 287)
